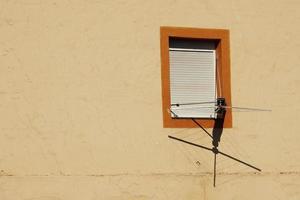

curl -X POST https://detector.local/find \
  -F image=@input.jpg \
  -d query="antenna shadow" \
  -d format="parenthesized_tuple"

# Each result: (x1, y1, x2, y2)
(212, 111, 226, 148)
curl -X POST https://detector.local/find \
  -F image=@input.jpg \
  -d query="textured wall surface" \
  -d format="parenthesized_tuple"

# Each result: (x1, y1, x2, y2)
(0, 0, 300, 199)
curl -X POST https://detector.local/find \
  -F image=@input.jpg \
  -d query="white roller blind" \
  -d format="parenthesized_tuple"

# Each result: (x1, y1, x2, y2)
(169, 48, 216, 118)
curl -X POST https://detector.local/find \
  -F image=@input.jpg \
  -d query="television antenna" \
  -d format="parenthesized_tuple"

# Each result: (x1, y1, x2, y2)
(168, 97, 270, 187)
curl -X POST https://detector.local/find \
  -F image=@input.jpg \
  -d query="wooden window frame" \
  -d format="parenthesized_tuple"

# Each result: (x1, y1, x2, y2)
(160, 26, 232, 128)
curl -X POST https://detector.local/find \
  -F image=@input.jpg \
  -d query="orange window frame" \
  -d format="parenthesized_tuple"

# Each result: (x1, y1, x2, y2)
(160, 26, 232, 128)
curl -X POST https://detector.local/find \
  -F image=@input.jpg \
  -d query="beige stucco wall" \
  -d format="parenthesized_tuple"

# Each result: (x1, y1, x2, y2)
(0, 0, 300, 199)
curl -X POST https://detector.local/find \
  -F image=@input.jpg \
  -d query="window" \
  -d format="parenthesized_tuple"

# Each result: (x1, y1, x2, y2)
(160, 27, 232, 128)
(169, 38, 217, 119)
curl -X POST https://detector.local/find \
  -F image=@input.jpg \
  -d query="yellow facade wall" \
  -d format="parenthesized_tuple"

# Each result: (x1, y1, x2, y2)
(0, 0, 299, 199)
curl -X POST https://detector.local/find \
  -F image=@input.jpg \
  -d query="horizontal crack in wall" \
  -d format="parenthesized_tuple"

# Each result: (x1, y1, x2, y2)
(0, 171, 300, 177)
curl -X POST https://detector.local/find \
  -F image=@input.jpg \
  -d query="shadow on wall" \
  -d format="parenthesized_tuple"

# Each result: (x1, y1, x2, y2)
(168, 109, 261, 187)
